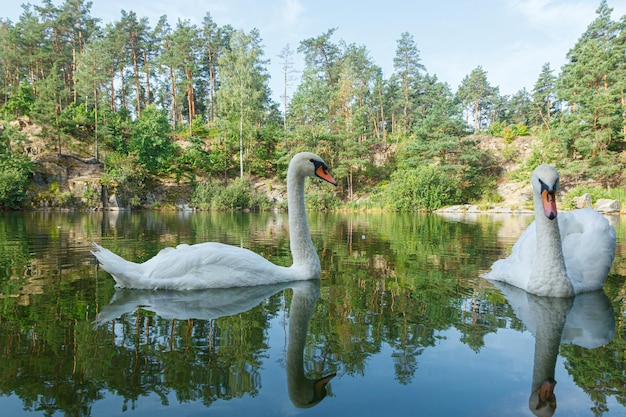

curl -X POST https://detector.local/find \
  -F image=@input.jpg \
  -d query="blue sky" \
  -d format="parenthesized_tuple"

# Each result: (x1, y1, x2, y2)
(4, 0, 626, 103)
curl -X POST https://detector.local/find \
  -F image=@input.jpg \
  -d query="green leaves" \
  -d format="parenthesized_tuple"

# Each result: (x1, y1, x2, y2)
(383, 166, 457, 212)
(0, 133, 32, 209)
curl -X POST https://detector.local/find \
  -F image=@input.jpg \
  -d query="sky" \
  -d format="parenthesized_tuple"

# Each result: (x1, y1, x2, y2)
(3, 0, 626, 104)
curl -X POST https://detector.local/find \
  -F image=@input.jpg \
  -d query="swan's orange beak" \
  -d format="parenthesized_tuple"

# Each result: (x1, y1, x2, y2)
(316, 165, 338, 186)
(541, 189, 557, 220)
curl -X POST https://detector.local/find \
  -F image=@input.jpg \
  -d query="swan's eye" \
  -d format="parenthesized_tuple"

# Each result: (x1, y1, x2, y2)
(539, 179, 555, 193)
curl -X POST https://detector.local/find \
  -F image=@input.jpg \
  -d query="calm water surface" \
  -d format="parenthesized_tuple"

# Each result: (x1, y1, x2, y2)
(0, 210, 624, 417)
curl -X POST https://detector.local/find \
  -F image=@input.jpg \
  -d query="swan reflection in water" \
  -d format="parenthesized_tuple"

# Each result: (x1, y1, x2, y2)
(492, 282, 615, 417)
(95, 279, 335, 408)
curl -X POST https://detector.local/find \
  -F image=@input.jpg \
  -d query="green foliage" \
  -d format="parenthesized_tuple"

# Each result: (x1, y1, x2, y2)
(192, 177, 270, 211)
(0, 159, 32, 210)
(383, 166, 457, 211)
(502, 125, 515, 143)
(102, 108, 133, 153)
(129, 105, 175, 173)
(0, 129, 32, 210)
(562, 185, 625, 210)
(487, 122, 528, 143)
(102, 152, 150, 209)
(305, 187, 340, 210)
(58, 102, 91, 139)
(513, 124, 529, 136)
(0, 82, 35, 118)
(511, 131, 566, 182)
(82, 183, 101, 208)
(487, 121, 505, 137)
(172, 136, 212, 181)
(397, 136, 496, 204)
(191, 115, 211, 138)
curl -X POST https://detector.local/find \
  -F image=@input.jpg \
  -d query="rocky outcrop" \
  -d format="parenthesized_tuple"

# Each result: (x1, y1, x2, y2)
(594, 199, 620, 213)
(572, 193, 592, 209)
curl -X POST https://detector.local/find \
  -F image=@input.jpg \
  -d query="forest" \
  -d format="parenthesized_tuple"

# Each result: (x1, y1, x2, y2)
(0, 0, 625, 210)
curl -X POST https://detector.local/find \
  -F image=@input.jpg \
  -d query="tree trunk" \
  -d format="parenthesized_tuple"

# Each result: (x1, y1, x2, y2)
(132, 43, 141, 118)
(143, 48, 151, 106)
(169, 66, 177, 130)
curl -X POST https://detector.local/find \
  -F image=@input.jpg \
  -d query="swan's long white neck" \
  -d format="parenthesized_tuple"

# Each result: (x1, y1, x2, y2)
(287, 162, 321, 275)
(527, 190, 574, 297)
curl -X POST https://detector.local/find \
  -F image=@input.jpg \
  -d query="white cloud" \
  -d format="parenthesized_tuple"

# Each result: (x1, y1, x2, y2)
(280, 0, 305, 28)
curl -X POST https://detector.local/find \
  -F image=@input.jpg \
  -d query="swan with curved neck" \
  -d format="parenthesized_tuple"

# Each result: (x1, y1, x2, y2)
(92, 152, 337, 289)
(486, 164, 616, 297)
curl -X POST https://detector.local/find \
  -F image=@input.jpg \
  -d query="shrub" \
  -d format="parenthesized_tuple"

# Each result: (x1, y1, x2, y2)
(102, 152, 150, 209)
(191, 177, 270, 211)
(383, 166, 457, 211)
(502, 126, 515, 143)
(0, 148, 32, 209)
(82, 183, 101, 208)
(129, 105, 175, 173)
(0, 166, 31, 209)
(305, 188, 340, 210)
(487, 121, 505, 137)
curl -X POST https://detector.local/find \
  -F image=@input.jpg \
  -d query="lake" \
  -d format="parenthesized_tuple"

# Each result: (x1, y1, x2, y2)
(0, 210, 624, 417)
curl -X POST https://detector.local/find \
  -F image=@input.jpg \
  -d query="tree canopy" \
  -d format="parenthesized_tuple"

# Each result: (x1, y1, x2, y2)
(0, 0, 625, 210)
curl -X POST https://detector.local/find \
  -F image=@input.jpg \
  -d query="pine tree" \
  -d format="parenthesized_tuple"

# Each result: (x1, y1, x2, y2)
(532, 63, 557, 129)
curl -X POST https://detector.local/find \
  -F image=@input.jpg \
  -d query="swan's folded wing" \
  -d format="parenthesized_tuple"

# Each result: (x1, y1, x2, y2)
(560, 209, 616, 292)
(141, 242, 287, 289)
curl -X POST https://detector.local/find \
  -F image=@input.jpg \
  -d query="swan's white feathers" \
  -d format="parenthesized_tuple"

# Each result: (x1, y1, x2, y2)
(486, 164, 616, 296)
(92, 152, 336, 289)
(94, 233, 305, 289)
(487, 208, 615, 294)
(559, 208, 616, 292)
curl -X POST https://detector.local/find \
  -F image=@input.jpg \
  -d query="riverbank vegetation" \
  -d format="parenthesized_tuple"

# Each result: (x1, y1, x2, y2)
(0, 0, 625, 211)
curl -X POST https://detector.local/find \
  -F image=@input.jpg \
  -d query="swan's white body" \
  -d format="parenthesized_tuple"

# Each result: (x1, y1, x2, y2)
(92, 152, 337, 289)
(485, 164, 616, 297)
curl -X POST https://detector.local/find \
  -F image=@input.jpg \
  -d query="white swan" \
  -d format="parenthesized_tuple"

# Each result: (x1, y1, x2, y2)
(92, 152, 337, 289)
(485, 164, 616, 297)
(94, 280, 335, 408)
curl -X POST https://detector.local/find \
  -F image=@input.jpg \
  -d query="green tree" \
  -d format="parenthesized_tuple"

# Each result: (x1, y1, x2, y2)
(128, 104, 175, 172)
(32, 64, 67, 154)
(200, 14, 233, 124)
(217, 28, 271, 178)
(170, 19, 202, 135)
(456, 66, 498, 132)
(0, 81, 34, 118)
(532, 63, 557, 129)
(76, 36, 112, 160)
(555, 0, 624, 182)
(392, 32, 425, 134)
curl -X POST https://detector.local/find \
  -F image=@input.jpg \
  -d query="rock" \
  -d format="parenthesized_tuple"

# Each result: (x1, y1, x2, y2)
(594, 199, 620, 213)
(108, 194, 121, 210)
(37, 161, 68, 182)
(572, 193, 592, 209)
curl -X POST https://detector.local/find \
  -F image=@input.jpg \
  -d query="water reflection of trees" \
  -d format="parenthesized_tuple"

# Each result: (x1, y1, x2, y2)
(0, 211, 624, 415)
